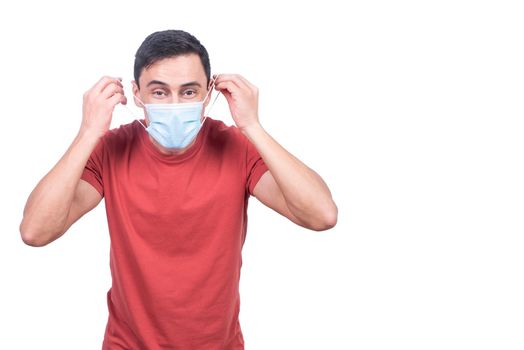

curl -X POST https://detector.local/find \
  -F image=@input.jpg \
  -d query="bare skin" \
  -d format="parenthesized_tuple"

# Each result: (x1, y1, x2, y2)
(213, 73, 338, 231)
(20, 54, 337, 247)
(19, 76, 124, 246)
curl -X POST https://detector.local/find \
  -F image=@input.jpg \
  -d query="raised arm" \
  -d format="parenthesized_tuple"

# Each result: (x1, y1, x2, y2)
(19, 76, 126, 246)
(214, 74, 338, 231)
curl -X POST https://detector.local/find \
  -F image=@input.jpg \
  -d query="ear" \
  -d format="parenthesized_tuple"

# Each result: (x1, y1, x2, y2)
(203, 78, 215, 108)
(131, 80, 144, 108)
(131, 80, 149, 126)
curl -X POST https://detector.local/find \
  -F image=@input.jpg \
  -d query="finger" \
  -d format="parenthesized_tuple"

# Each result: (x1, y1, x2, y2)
(105, 85, 125, 99)
(217, 87, 233, 108)
(92, 76, 123, 94)
(101, 83, 125, 99)
(215, 74, 251, 92)
(89, 76, 110, 91)
(214, 80, 243, 97)
(235, 74, 258, 93)
(108, 92, 126, 107)
(213, 73, 232, 86)
(213, 85, 236, 114)
(94, 75, 122, 89)
(95, 78, 123, 96)
(215, 81, 240, 94)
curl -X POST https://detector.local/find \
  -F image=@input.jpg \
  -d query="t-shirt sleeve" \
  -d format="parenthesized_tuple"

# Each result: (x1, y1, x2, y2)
(80, 138, 105, 197)
(245, 137, 269, 196)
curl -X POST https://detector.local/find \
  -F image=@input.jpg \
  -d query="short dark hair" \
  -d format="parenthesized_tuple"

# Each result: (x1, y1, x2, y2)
(134, 30, 211, 88)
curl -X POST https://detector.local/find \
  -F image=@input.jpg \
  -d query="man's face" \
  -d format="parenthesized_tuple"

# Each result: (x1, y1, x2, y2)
(132, 53, 210, 112)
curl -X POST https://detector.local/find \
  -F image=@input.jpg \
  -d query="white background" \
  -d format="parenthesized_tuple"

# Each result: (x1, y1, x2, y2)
(1, 0, 523, 349)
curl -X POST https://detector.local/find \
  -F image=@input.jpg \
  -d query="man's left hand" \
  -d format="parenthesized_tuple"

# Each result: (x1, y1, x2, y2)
(213, 74, 260, 133)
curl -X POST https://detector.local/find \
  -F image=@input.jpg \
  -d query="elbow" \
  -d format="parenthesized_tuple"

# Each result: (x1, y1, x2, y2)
(19, 221, 53, 247)
(309, 203, 338, 232)
(19, 227, 44, 247)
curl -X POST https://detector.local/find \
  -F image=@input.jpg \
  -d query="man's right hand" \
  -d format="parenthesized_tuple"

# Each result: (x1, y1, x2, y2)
(20, 77, 123, 246)
(80, 76, 127, 139)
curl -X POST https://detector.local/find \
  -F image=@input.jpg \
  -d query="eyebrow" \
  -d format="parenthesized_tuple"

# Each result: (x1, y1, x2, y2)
(180, 81, 202, 88)
(146, 80, 202, 88)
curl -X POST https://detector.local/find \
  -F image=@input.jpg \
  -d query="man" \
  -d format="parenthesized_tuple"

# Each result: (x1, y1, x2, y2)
(20, 30, 337, 349)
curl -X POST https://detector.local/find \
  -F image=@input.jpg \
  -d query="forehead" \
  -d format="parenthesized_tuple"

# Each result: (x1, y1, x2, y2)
(139, 54, 206, 87)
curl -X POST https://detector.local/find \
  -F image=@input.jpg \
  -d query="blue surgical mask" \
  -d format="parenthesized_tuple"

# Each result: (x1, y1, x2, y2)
(134, 79, 219, 149)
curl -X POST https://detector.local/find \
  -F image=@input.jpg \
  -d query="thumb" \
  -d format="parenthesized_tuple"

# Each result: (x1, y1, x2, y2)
(221, 89, 235, 106)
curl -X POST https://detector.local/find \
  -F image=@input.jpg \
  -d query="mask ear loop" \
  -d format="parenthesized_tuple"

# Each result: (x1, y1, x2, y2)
(122, 96, 148, 130)
(201, 76, 221, 126)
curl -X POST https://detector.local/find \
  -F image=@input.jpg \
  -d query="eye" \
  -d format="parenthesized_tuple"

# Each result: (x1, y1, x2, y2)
(182, 89, 197, 98)
(152, 90, 167, 97)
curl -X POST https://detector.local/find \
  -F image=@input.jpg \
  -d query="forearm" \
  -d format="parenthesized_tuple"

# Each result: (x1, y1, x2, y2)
(242, 123, 337, 226)
(20, 130, 100, 241)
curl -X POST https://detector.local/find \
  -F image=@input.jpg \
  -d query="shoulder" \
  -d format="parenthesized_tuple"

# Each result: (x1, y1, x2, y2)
(205, 118, 247, 150)
(100, 120, 141, 152)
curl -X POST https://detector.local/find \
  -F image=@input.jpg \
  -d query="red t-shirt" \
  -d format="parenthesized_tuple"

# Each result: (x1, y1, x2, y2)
(81, 118, 268, 349)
